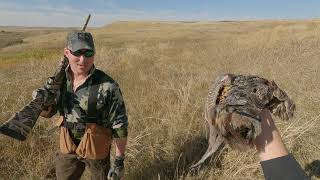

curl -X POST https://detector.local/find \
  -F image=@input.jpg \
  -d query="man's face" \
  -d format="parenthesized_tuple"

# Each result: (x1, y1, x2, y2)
(64, 48, 95, 76)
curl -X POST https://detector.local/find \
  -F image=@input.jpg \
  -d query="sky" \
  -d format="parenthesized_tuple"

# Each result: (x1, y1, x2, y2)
(1, 0, 320, 27)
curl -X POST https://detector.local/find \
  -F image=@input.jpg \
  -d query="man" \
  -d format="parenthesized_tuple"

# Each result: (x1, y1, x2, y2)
(255, 109, 308, 180)
(43, 31, 128, 180)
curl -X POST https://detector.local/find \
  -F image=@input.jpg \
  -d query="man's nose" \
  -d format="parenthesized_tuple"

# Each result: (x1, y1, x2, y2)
(79, 55, 86, 62)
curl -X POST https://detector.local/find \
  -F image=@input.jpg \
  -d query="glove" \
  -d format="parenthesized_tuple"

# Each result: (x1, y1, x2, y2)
(44, 76, 63, 94)
(44, 56, 68, 94)
(32, 88, 58, 118)
(107, 156, 125, 180)
(32, 88, 56, 106)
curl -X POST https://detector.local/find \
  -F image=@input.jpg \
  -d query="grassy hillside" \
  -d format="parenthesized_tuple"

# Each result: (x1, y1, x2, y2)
(0, 20, 319, 179)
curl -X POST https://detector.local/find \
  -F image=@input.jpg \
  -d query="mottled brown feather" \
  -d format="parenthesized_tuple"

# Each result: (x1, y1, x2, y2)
(191, 74, 295, 169)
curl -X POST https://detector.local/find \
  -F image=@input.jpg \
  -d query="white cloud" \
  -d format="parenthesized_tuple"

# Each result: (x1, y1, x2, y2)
(0, 9, 84, 27)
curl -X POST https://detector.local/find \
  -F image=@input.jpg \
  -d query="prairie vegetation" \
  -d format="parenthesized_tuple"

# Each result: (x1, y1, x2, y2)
(0, 20, 319, 179)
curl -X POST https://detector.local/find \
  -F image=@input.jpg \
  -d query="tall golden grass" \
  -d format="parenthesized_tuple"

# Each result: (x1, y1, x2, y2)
(0, 20, 319, 179)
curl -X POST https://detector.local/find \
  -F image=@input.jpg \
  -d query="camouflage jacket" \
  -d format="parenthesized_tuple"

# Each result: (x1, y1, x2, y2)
(57, 65, 128, 140)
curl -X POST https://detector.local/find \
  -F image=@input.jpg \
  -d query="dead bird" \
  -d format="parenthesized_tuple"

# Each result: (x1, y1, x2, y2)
(191, 74, 295, 168)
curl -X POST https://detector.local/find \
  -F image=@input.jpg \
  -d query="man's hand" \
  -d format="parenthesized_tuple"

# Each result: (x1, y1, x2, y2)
(32, 88, 56, 106)
(254, 109, 289, 161)
(107, 156, 125, 180)
(44, 76, 63, 94)
(44, 56, 68, 94)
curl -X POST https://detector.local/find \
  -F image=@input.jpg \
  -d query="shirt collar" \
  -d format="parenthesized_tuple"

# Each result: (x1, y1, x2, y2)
(65, 64, 96, 82)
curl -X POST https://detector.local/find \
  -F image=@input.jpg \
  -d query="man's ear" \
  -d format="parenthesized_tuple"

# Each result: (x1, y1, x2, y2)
(64, 48, 69, 56)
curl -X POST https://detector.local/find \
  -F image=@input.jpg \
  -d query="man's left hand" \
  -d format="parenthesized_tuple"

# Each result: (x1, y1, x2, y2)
(107, 156, 125, 180)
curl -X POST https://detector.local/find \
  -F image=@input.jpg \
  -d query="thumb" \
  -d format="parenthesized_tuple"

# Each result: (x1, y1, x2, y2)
(107, 169, 114, 178)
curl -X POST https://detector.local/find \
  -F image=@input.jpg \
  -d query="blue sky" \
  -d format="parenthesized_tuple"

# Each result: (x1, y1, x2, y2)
(1, 0, 320, 27)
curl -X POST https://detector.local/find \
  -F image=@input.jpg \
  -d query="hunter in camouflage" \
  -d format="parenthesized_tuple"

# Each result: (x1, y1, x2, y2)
(0, 15, 126, 179)
(191, 74, 295, 168)
(43, 31, 128, 180)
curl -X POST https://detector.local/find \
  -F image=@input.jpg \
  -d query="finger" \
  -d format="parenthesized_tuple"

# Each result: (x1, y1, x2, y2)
(45, 84, 61, 90)
(107, 171, 113, 178)
(46, 79, 62, 86)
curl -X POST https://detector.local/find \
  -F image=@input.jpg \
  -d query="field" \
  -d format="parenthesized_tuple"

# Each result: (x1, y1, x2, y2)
(0, 20, 319, 179)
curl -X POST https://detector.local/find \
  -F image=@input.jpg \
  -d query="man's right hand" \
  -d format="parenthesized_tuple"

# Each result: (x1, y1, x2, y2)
(44, 56, 68, 94)
(44, 76, 63, 93)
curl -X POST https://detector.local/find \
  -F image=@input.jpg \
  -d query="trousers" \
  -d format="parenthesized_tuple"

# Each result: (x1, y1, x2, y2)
(55, 152, 110, 180)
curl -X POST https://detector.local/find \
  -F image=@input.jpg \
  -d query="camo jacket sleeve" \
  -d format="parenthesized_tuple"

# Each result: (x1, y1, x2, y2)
(102, 82, 128, 138)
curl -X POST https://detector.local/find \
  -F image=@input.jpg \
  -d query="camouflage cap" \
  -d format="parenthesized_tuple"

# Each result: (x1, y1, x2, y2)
(66, 31, 95, 52)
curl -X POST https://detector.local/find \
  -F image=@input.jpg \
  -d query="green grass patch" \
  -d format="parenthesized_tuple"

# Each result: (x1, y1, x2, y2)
(0, 49, 61, 69)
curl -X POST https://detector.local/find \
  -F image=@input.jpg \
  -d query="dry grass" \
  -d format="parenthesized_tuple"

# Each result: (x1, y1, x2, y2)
(0, 20, 320, 179)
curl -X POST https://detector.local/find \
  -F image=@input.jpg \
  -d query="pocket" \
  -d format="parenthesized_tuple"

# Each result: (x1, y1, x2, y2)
(76, 123, 112, 160)
(59, 127, 77, 154)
